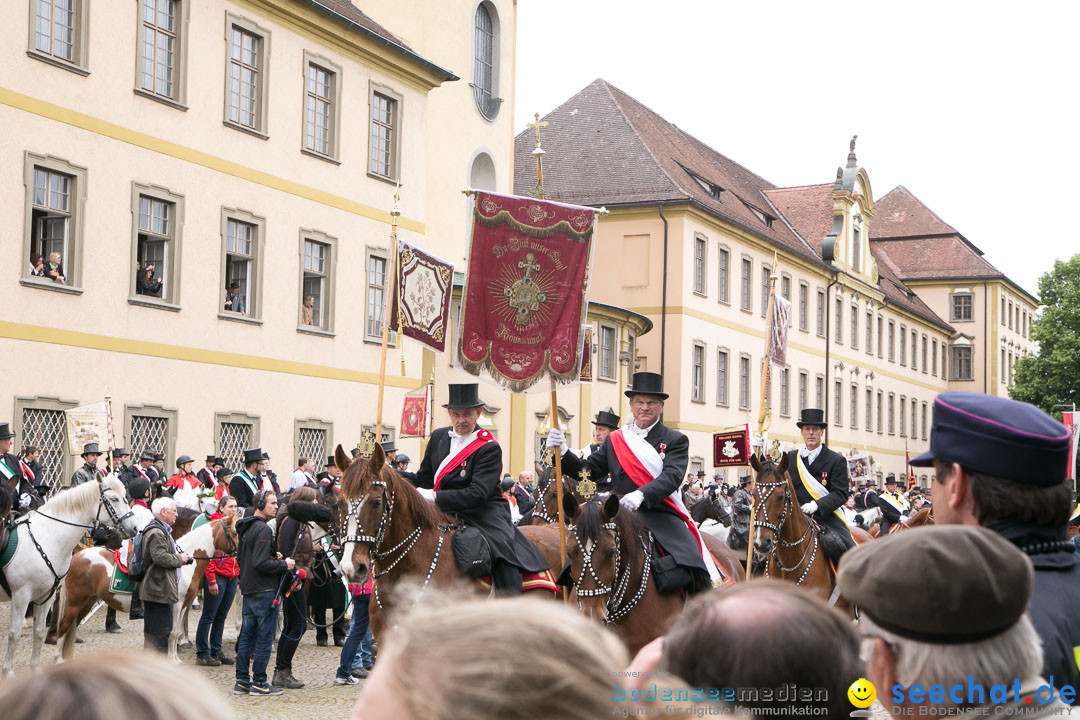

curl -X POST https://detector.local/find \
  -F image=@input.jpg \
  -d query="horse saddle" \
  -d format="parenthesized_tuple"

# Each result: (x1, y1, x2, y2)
(0, 519, 20, 598)
(814, 521, 847, 560)
(452, 524, 492, 580)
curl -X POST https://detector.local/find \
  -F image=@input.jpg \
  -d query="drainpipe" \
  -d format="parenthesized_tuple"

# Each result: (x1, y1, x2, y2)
(982, 279, 988, 393)
(823, 272, 840, 445)
(659, 205, 669, 383)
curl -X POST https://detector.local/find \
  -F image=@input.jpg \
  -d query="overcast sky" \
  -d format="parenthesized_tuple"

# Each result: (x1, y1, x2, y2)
(514, 1, 1078, 298)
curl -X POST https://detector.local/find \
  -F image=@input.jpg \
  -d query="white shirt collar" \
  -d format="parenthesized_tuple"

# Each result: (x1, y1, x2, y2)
(625, 419, 659, 439)
(800, 445, 823, 464)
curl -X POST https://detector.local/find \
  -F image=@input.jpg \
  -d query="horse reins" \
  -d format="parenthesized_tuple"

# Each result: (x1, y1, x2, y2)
(569, 518, 652, 625)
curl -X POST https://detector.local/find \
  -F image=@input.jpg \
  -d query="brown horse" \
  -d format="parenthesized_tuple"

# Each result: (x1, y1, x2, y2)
(336, 444, 558, 640)
(56, 514, 238, 661)
(523, 462, 584, 526)
(889, 506, 934, 533)
(560, 492, 744, 655)
(749, 454, 861, 616)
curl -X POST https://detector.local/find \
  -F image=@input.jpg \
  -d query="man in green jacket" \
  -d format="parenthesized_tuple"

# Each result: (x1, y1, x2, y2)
(142, 497, 190, 653)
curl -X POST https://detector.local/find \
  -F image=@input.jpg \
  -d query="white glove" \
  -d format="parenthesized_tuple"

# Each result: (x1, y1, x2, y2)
(417, 488, 436, 502)
(899, 514, 909, 523)
(800, 501, 818, 515)
(750, 433, 764, 450)
(19, 494, 32, 509)
(620, 490, 645, 512)
(545, 428, 567, 451)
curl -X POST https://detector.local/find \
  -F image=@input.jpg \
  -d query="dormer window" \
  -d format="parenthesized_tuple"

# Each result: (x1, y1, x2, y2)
(689, 172, 724, 200)
(740, 199, 774, 228)
(852, 215, 862, 272)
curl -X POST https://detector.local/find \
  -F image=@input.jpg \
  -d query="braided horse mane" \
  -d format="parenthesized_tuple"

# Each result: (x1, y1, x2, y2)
(337, 443, 452, 529)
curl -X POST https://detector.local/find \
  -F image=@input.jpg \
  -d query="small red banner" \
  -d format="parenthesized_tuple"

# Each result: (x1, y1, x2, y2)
(459, 191, 596, 392)
(400, 386, 429, 438)
(713, 425, 751, 468)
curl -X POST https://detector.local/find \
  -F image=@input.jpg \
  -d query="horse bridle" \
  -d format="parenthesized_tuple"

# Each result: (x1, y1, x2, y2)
(530, 473, 559, 524)
(751, 471, 819, 585)
(568, 518, 651, 625)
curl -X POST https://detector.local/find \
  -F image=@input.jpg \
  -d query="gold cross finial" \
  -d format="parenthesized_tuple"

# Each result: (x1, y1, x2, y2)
(391, 182, 401, 218)
(578, 469, 597, 500)
(357, 429, 377, 459)
(527, 112, 548, 150)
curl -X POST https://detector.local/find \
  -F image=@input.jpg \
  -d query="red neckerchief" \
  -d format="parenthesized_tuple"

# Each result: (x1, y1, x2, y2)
(434, 430, 495, 490)
(133, 500, 149, 509)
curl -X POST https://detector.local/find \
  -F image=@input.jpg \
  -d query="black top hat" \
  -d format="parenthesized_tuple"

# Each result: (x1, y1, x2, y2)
(228, 281, 240, 290)
(796, 408, 828, 428)
(205, 454, 217, 463)
(442, 383, 485, 409)
(153, 452, 164, 462)
(175, 455, 194, 468)
(243, 448, 264, 465)
(592, 410, 621, 429)
(326, 455, 336, 467)
(695, 470, 706, 477)
(214, 456, 225, 466)
(113, 448, 129, 458)
(624, 372, 668, 400)
(261, 452, 270, 460)
(0, 423, 14, 440)
(381, 441, 397, 453)
(884, 474, 898, 485)
(81, 442, 102, 457)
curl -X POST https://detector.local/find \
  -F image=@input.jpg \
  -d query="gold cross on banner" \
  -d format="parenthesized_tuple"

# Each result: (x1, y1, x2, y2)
(357, 429, 377, 459)
(578, 469, 597, 500)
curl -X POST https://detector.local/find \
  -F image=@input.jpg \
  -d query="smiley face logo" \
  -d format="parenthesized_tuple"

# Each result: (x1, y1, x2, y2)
(847, 678, 876, 709)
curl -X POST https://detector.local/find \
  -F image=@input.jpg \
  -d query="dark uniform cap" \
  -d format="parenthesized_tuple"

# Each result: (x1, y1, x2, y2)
(910, 391, 1071, 486)
(128, 477, 151, 501)
(837, 525, 1032, 644)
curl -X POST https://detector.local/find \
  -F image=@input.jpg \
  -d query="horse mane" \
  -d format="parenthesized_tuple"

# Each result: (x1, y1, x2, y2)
(342, 456, 452, 529)
(38, 477, 124, 517)
(576, 500, 645, 571)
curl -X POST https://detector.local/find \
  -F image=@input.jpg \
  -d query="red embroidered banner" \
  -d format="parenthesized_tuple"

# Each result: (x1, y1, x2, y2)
(400, 385, 429, 438)
(713, 425, 751, 467)
(390, 241, 454, 353)
(459, 191, 596, 392)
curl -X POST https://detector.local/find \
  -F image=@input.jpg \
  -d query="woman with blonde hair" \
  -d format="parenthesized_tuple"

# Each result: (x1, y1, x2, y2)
(354, 594, 629, 720)
(0, 651, 230, 720)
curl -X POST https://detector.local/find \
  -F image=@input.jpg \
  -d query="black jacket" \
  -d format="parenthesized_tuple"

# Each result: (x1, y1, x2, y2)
(1, 453, 42, 516)
(236, 514, 288, 594)
(230, 470, 260, 509)
(197, 467, 216, 489)
(414, 427, 548, 573)
(511, 485, 535, 516)
(876, 491, 905, 534)
(560, 423, 706, 573)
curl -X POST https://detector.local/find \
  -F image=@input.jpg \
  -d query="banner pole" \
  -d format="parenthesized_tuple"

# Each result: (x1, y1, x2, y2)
(747, 252, 779, 577)
(105, 388, 114, 474)
(375, 186, 402, 441)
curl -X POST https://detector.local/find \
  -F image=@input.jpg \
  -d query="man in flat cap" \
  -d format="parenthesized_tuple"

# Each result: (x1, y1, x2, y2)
(68, 442, 105, 487)
(911, 391, 1080, 698)
(840, 525, 1071, 714)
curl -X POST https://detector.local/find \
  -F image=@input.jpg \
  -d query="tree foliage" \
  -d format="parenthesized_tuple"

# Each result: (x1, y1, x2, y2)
(1011, 254, 1080, 419)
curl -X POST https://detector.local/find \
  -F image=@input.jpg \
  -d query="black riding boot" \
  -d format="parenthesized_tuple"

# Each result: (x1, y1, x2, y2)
(130, 583, 144, 620)
(491, 559, 523, 597)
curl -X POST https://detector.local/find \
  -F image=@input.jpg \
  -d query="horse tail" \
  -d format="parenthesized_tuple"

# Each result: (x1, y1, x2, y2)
(56, 581, 76, 660)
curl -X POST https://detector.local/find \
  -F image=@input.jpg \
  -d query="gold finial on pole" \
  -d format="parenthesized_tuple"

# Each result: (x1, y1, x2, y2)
(526, 112, 548, 200)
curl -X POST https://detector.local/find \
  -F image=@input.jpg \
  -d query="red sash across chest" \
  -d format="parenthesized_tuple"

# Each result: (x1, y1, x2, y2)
(434, 430, 495, 490)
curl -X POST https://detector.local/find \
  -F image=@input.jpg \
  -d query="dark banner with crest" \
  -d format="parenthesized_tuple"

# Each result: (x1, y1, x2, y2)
(459, 191, 596, 392)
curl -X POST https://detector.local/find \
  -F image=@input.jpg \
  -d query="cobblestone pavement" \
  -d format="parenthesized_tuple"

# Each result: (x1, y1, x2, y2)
(0, 603, 363, 720)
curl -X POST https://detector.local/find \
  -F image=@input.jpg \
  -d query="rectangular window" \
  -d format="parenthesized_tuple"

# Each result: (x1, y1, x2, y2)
(222, 212, 263, 319)
(942, 344, 948, 380)
(692, 343, 705, 402)
(716, 350, 728, 406)
(900, 325, 907, 365)
(865, 387, 873, 431)
(139, 0, 176, 99)
(598, 325, 616, 381)
(717, 247, 729, 303)
(866, 310, 872, 354)
(131, 185, 184, 306)
(911, 330, 918, 370)
(816, 289, 825, 336)
(911, 398, 918, 439)
(693, 236, 706, 295)
(780, 368, 790, 417)
(18, 401, 74, 488)
(951, 293, 973, 321)
(303, 55, 340, 160)
(798, 371, 807, 413)
(365, 252, 389, 339)
(850, 383, 858, 429)
(921, 402, 928, 440)
(761, 265, 770, 317)
(932, 338, 938, 376)
(1008, 301, 1014, 330)
(900, 395, 907, 437)
(877, 316, 883, 357)
(32, 0, 89, 70)
(799, 282, 808, 331)
(739, 355, 751, 410)
(740, 258, 752, 312)
(1002, 347, 1007, 382)
(781, 274, 791, 301)
(851, 303, 858, 348)
(300, 232, 336, 332)
(921, 335, 928, 373)
(877, 391, 884, 435)
(888, 393, 895, 435)
(225, 16, 270, 135)
(888, 320, 895, 361)
(853, 224, 862, 271)
(815, 375, 824, 409)
(834, 380, 842, 426)
(1001, 296, 1006, 326)
(369, 88, 399, 180)
(834, 297, 843, 344)
(25, 153, 87, 291)
(217, 414, 259, 472)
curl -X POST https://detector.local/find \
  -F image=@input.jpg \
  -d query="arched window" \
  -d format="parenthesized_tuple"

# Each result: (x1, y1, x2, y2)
(469, 152, 496, 190)
(473, 3, 500, 119)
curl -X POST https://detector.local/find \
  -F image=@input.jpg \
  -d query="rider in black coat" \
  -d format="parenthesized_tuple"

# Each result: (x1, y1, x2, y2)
(785, 409, 855, 555)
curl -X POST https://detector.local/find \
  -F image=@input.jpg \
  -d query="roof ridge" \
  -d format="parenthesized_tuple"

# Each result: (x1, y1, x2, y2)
(767, 182, 834, 193)
(597, 80, 690, 200)
(885, 185, 960, 235)
(602, 81, 778, 191)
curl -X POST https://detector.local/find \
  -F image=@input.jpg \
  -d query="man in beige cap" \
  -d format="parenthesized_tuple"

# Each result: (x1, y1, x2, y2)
(839, 525, 1072, 715)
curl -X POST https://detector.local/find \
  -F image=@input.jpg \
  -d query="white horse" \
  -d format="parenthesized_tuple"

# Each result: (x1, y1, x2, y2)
(1, 476, 136, 675)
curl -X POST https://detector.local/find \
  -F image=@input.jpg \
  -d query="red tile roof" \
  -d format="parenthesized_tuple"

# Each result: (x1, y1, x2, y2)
(870, 237, 1004, 281)
(870, 186, 958, 239)
(763, 184, 833, 256)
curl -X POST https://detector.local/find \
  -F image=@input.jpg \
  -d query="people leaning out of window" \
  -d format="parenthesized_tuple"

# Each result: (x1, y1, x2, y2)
(224, 281, 246, 315)
(135, 261, 163, 297)
(28, 253, 46, 278)
(43, 252, 65, 284)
